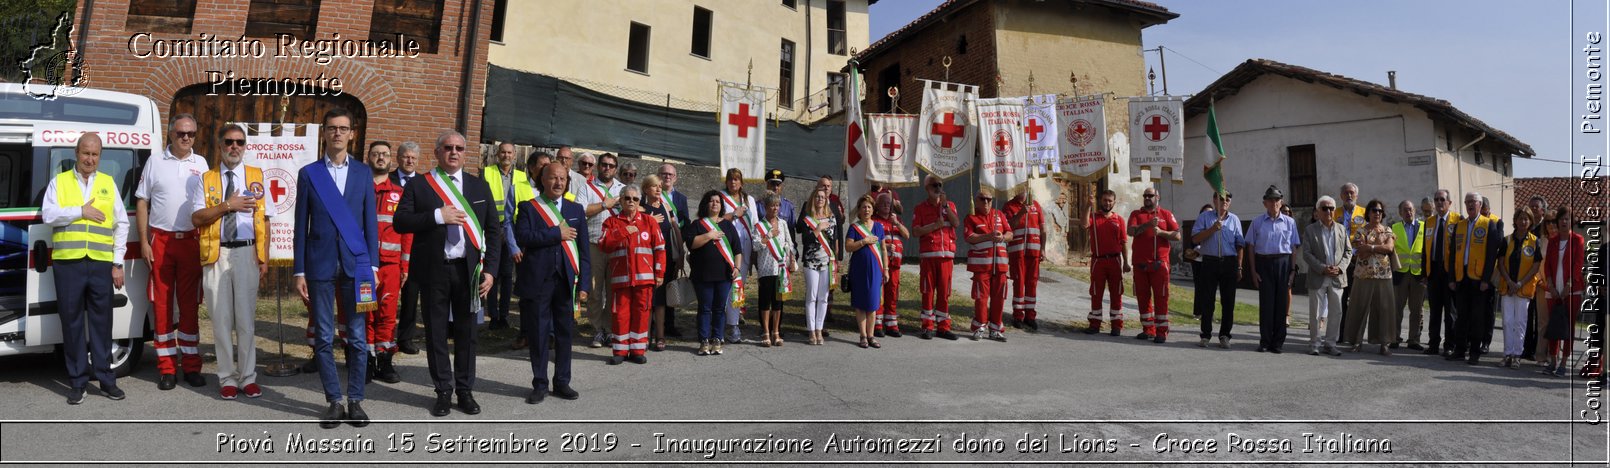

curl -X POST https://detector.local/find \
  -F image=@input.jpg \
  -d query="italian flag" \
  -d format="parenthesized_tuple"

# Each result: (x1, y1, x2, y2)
(1203, 101, 1228, 196)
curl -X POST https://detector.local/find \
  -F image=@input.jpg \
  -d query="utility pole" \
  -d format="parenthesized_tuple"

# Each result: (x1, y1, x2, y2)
(1144, 46, 1169, 95)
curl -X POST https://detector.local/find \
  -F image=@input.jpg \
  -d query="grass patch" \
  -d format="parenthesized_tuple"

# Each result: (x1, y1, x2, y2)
(1042, 264, 1264, 328)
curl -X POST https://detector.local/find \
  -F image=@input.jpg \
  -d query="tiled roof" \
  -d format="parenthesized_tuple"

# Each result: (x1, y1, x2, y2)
(1184, 58, 1535, 158)
(853, 0, 1176, 65)
(1515, 177, 1607, 217)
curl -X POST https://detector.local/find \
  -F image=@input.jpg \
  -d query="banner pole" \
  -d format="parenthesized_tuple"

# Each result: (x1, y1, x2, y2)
(265, 268, 298, 377)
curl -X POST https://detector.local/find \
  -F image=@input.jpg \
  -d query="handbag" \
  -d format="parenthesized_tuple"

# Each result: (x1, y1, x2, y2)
(1545, 301, 1573, 341)
(839, 274, 852, 293)
(665, 277, 697, 309)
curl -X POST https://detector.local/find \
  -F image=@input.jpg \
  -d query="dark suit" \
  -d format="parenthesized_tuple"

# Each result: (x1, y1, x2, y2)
(391, 170, 422, 347)
(293, 158, 380, 403)
(394, 170, 502, 396)
(514, 195, 591, 392)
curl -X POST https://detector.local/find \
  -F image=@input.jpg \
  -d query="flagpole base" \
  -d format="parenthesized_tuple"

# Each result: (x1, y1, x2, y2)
(264, 360, 301, 377)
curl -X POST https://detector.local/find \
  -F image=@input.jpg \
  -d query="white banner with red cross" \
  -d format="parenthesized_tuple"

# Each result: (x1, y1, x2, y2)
(915, 80, 977, 181)
(240, 122, 320, 265)
(1127, 96, 1186, 183)
(975, 98, 1028, 195)
(1022, 94, 1059, 177)
(865, 113, 920, 186)
(1056, 95, 1110, 181)
(719, 82, 767, 180)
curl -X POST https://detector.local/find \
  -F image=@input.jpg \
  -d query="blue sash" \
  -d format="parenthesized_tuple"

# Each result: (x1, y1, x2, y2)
(306, 162, 379, 311)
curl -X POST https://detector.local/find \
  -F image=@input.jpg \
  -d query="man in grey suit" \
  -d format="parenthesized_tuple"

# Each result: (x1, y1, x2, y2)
(1302, 195, 1353, 356)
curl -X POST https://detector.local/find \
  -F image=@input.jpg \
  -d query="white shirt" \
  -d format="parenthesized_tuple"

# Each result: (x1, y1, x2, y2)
(396, 170, 417, 188)
(566, 170, 586, 197)
(135, 147, 209, 231)
(431, 170, 467, 259)
(323, 155, 350, 196)
(187, 162, 256, 241)
(572, 176, 625, 244)
(42, 171, 131, 266)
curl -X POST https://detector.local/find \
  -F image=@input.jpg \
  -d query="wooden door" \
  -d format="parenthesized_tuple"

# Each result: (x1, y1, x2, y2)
(169, 85, 368, 166)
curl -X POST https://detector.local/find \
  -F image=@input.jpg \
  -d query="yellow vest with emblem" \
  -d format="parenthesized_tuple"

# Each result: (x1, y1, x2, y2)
(198, 166, 270, 265)
(1391, 219, 1426, 275)
(485, 166, 535, 222)
(51, 171, 118, 262)
(1498, 232, 1542, 297)
(1446, 213, 1497, 282)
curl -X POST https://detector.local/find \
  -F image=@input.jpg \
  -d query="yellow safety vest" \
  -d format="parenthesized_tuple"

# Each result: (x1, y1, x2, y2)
(1391, 220, 1425, 275)
(1447, 213, 1497, 282)
(1498, 232, 1542, 297)
(51, 171, 118, 262)
(198, 166, 270, 266)
(485, 166, 535, 222)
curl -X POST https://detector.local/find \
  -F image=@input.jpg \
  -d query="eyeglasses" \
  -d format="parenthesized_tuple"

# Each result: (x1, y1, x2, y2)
(978, 197, 993, 202)
(622, 196, 640, 202)
(623, 172, 637, 178)
(599, 163, 617, 169)
(174, 131, 196, 139)
(1434, 197, 1448, 202)
(1143, 193, 1156, 198)
(368, 151, 390, 157)
(579, 161, 595, 168)
(928, 183, 942, 189)
(1319, 206, 1336, 211)
(659, 172, 675, 178)
(222, 138, 246, 147)
(441, 145, 466, 153)
(325, 126, 352, 134)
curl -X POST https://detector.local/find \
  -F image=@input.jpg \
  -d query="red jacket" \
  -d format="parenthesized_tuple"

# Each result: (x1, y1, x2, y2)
(375, 179, 413, 273)
(1543, 232, 1586, 295)
(966, 210, 1010, 273)
(601, 211, 666, 289)
(913, 199, 958, 257)
(874, 215, 904, 266)
(1128, 208, 1178, 267)
(1089, 211, 1127, 258)
(1003, 197, 1043, 255)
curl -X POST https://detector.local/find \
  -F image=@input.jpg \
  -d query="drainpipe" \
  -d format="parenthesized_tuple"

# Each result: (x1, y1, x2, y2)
(1454, 131, 1487, 198)
(458, 0, 485, 148)
(804, 0, 813, 112)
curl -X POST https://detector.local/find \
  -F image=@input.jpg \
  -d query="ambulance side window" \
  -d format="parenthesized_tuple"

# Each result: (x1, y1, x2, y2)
(0, 150, 17, 208)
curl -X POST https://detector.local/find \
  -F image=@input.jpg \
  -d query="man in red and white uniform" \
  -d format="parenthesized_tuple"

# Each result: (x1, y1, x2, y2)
(371, 146, 411, 383)
(1085, 189, 1129, 336)
(965, 191, 1012, 342)
(600, 186, 665, 365)
(873, 192, 908, 337)
(136, 113, 211, 390)
(1128, 186, 1181, 343)
(911, 175, 961, 340)
(1003, 191, 1045, 331)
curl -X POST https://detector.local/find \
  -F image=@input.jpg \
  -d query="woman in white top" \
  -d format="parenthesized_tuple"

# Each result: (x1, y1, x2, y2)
(752, 193, 796, 347)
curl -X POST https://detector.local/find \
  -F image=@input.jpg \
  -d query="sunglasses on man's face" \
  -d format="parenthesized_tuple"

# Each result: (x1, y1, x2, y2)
(1319, 206, 1336, 211)
(175, 131, 197, 139)
(223, 138, 246, 147)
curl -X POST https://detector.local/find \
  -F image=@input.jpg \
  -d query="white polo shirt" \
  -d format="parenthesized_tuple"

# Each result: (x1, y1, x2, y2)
(136, 147, 210, 232)
(572, 176, 624, 244)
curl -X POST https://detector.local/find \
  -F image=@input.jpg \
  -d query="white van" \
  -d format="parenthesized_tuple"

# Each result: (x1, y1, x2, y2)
(0, 83, 161, 376)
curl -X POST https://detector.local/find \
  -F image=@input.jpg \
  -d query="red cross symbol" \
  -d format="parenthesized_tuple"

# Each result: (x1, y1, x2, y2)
(1073, 120, 1089, 136)
(993, 132, 1011, 154)
(1143, 115, 1170, 141)
(1025, 117, 1045, 141)
(728, 103, 759, 138)
(882, 134, 902, 157)
(269, 179, 287, 203)
(931, 112, 965, 148)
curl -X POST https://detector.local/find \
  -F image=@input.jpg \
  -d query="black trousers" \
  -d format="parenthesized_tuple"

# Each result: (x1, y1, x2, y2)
(1522, 298, 1539, 358)
(488, 245, 515, 321)
(521, 273, 574, 391)
(54, 259, 115, 390)
(1453, 279, 1494, 356)
(1426, 268, 1456, 349)
(397, 273, 421, 344)
(1338, 264, 1355, 334)
(1255, 255, 1291, 350)
(1194, 256, 1239, 339)
(422, 261, 477, 395)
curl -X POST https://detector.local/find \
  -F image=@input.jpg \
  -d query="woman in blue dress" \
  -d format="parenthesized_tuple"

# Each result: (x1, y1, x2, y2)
(845, 195, 888, 349)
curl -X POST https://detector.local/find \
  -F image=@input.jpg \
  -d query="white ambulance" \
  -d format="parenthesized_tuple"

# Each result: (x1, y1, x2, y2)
(0, 83, 161, 376)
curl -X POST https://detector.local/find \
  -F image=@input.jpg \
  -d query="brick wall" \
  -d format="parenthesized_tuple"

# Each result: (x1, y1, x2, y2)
(71, 0, 493, 169)
(857, 1, 998, 114)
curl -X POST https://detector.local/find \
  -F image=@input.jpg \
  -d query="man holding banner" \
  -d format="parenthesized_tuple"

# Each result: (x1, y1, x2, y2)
(293, 108, 380, 428)
(912, 174, 961, 341)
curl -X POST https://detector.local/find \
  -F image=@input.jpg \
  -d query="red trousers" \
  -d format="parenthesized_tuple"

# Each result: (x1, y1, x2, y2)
(1010, 252, 1041, 321)
(972, 271, 1007, 333)
(369, 263, 402, 352)
(612, 285, 652, 357)
(876, 263, 902, 331)
(919, 257, 954, 332)
(148, 229, 202, 375)
(1087, 257, 1124, 330)
(305, 293, 354, 344)
(1545, 295, 1583, 365)
(1134, 265, 1170, 337)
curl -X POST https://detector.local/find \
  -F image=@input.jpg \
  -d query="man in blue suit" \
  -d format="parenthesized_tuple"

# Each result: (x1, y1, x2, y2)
(516, 163, 590, 404)
(293, 108, 381, 429)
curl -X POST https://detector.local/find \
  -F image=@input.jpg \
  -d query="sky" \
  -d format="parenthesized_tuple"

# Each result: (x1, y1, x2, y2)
(868, 0, 1571, 179)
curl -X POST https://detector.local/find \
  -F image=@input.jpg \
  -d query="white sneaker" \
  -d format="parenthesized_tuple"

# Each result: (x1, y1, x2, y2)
(590, 333, 605, 348)
(971, 329, 984, 341)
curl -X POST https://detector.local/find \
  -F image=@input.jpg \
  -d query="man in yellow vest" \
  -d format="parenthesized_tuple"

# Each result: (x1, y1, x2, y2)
(486, 143, 535, 331)
(1333, 183, 1366, 337)
(41, 133, 130, 404)
(1390, 200, 1428, 350)
(189, 125, 269, 400)
(1445, 191, 1501, 365)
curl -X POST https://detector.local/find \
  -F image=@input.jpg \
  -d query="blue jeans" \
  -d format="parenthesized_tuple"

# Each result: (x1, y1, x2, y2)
(310, 277, 368, 403)
(696, 280, 732, 341)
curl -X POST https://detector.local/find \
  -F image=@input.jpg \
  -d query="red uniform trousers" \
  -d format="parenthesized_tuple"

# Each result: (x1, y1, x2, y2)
(370, 262, 402, 353)
(1088, 257, 1124, 331)
(612, 285, 652, 357)
(1133, 265, 1170, 337)
(1009, 251, 1041, 321)
(149, 229, 203, 375)
(919, 257, 954, 332)
(876, 261, 902, 332)
(972, 271, 1007, 333)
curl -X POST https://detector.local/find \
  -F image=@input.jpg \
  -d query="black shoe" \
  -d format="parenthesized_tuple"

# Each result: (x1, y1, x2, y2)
(1153, 335, 1167, 344)
(1256, 347, 1267, 353)
(551, 385, 580, 400)
(1136, 332, 1153, 340)
(1466, 354, 1481, 366)
(629, 355, 647, 364)
(430, 394, 452, 417)
(888, 329, 902, 338)
(526, 390, 547, 404)
(1026, 319, 1039, 331)
(67, 388, 85, 405)
(1109, 327, 1122, 337)
(158, 374, 177, 391)
(490, 317, 510, 330)
(874, 329, 885, 338)
(1083, 327, 1100, 335)
(101, 384, 125, 400)
(937, 330, 959, 340)
(183, 372, 206, 388)
(347, 401, 369, 428)
(399, 342, 421, 355)
(366, 357, 376, 384)
(299, 358, 319, 373)
(1388, 343, 1400, 349)
(320, 402, 347, 429)
(1011, 319, 1023, 329)
(1408, 343, 1425, 351)
(1422, 346, 1439, 355)
(1445, 353, 1466, 361)
(919, 330, 933, 340)
(608, 355, 624, 365)
(375, 353, 401, 384)
(457, 393, 481, 415)
(1269, 348, 1283, 354)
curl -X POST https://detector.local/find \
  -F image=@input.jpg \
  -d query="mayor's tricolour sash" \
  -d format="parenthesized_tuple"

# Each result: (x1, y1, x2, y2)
(532, 197, 581, 278)
(804, 215, 837, 287)
(424, 170, 487, 322)
(700, 218, 738, 269)
(755, 219, 791, 294)
(305, 161, 378, 312)
(850, 221, 883, 276)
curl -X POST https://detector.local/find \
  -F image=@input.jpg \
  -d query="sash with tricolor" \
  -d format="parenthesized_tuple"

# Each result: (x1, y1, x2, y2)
(700, 218, 743, 307)
(661, 192, 680, 225)
(718, 190, 745, 216)
(587, 178, 616, 215)
(850, 221, 884, 277)
(424, 170, 487, 322)
(755, 219, 792, 294)
(804, 215, 837, 287)
(531, 196, 582, 302)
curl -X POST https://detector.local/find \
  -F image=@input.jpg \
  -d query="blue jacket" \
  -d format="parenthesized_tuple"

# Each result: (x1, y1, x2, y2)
(293, 158, 380, 281)
(514, 195, 591, 298)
